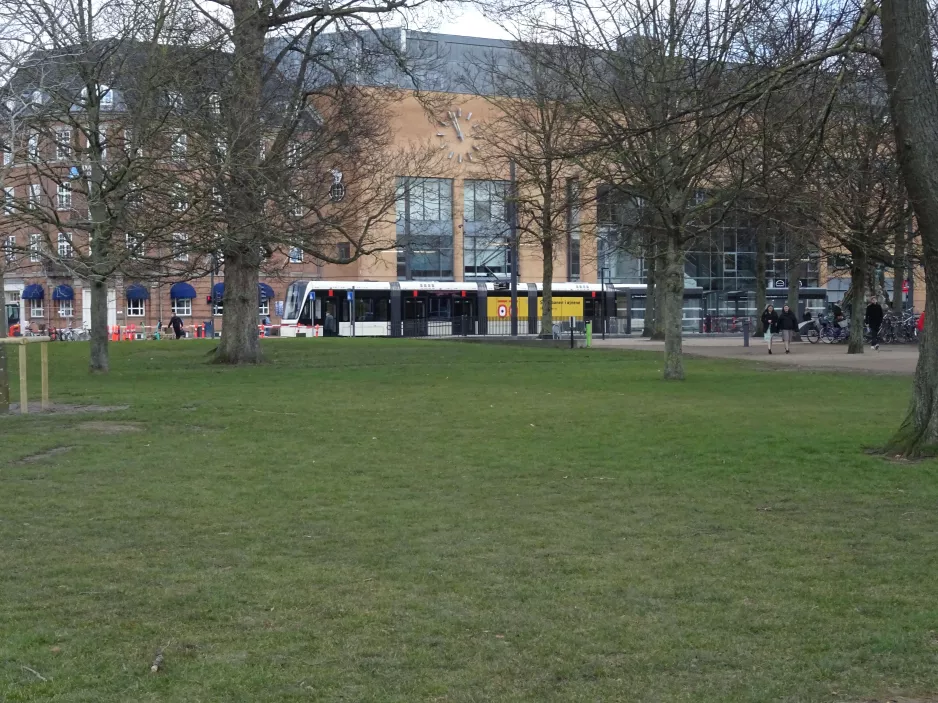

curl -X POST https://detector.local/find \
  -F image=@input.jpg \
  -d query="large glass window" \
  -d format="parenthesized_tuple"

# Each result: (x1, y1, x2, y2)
(171, 298, 191, 316)
(395, 177, 453, 280)
(596, 185, 646, 283)
(464, 180, 509, 280)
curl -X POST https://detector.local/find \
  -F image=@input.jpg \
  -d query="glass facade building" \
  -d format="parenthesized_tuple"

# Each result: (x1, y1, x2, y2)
(396, 177, 454, 280)
(596, 187, 820, 319)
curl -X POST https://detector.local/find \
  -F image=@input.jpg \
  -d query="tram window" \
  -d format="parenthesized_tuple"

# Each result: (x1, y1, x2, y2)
(355, 297, 390, 321)
(284, 283, 307, 320)
(429, 297, 452, 319)
(298, 300, 312, 326)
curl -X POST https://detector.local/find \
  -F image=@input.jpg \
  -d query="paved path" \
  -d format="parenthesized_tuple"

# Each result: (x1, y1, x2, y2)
(592, 336, 919, 374)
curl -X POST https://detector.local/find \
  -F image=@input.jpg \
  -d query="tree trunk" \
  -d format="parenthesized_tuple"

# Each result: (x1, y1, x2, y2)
(643, 245, 657, 338)
(89, 278, 110, 373)
(214, 251, 261, 364)
(0, 268, 8, 413)
(662, 233, 685, 380)
(539, 237, 554, 338)
(214, 1, 265, 365)
(847, 249, 867, 354)
(893, 227, 907, 314)
(881, 0, 938, 455)
(755, 227, 768, 334)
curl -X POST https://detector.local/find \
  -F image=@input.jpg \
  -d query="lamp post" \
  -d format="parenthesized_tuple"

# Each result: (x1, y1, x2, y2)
(508, 160, 518, 337)
(601, 266, 610, 340)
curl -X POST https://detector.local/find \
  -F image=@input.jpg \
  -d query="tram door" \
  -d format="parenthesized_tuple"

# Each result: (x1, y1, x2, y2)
(452, 296, 475, 335)
(584, 296, 601, 332)
(313, 293, 339, 336)
(403, 296, 428, 337)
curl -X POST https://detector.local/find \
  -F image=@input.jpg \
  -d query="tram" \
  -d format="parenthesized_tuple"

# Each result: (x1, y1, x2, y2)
(279, 280, 672, 337)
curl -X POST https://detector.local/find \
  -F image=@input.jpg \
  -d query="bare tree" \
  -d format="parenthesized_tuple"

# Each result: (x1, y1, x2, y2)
(0, 0, 210, 372)
(175, 7, 437, 365)
(466, 44, 591, 336)
(521, 3, 784, 379)
(879, 0, 938, 455)
(807, 62, 906, 353)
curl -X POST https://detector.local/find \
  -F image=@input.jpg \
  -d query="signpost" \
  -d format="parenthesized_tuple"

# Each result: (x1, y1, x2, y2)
(0, 336, 51, 414)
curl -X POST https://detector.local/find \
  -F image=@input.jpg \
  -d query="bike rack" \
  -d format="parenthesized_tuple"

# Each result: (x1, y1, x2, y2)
(0, 336, 51, 414)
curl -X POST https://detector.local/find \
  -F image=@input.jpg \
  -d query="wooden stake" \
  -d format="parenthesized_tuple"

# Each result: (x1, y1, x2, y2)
(18, 343, 27, 415)
(40, 342, 49, 411)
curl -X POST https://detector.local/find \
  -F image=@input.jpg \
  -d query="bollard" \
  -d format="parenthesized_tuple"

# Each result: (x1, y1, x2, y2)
(586, 321, 592, 348)
(743, 318, 750, 347)
(570, 316, 575, 349)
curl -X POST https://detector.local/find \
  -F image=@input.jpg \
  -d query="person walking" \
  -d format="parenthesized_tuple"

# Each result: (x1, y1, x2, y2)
(865, 296, 884, 350)
(168, 314, 185, 340)
(777, 304, 799, 354)
(761, 304, 779, 354)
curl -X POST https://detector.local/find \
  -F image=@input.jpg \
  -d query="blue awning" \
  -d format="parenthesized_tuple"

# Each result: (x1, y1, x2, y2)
(22, 284, 44, 300)
(52, 284, 74, 301)
(259, 282, 274, 300)
(126, 284, 149, 301)
(170, 282, 196, 299)
(212, 282, 225, 301)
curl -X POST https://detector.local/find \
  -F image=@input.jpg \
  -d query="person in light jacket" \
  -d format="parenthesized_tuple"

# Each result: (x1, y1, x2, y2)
(761, 305, 779, 354)
(777, 304, 799, 354)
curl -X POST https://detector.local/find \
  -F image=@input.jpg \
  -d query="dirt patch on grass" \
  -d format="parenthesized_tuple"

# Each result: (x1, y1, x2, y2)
(4, 403, 129, 415)
(848, 698, 938, 702)
(76, 421, 143, 434)
(19, 446, 75, 463)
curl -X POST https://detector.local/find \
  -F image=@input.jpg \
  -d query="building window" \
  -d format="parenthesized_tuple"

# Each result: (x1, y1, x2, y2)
(4, 186, 13, 214)
(98, 127, 107, 161)
(29, 234, 41, 262)
(57, 183, 71, 210)
(27, 133, 38, 161)
(567, 179, 581, 281)
(173, 233, 188, 261)
(3, 235, 14, 262)
(463, 180, 509, 280)
(127, 299, 145, 317)
(100, 87, 114, 108)
(170, 131, 187, 160)
(288, 247, 303, 264)
(287, 142, 300, 167)
(166, 91, 183, 110)
(124, 129, 141, 158)
(57, 299, 73, 318)
(208, 92, 221, 116)
(55, 129, 71, 160)
(337, 242, 351, 260)
(171, 184, 187, 211)
(57, 232, 73, 258)
(171, 297, 191, 316)
(29, 298, 43, 318)
(212, 299, 223, 315)
(258, 299, 269, 316)
(395, 177, 454, 280)
(291, 193, 303, 217)
(126, 232, 142, 256)
(28, 184, 40, 208)
(2, 147, 11, 165)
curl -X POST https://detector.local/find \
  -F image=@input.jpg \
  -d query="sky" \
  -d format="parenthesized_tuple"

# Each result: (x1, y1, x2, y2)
(434, 5, 516, 40)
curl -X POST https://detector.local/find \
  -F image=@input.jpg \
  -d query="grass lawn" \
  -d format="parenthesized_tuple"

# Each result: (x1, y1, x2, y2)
(1, 339, 936, 702)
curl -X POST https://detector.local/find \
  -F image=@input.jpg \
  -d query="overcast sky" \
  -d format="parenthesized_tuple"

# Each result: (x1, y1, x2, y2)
(434, 5, 515, 40)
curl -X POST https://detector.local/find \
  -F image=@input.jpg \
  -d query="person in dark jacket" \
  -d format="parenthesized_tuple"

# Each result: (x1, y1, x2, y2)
(777, 304, 799, 354)
(761, 305, 779, 354)
(168, 314, 185, 339)
(865, 296, 884, 350)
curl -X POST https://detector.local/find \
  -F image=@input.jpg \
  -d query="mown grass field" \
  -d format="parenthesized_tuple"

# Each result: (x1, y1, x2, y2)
(1, 339, 936, 702)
